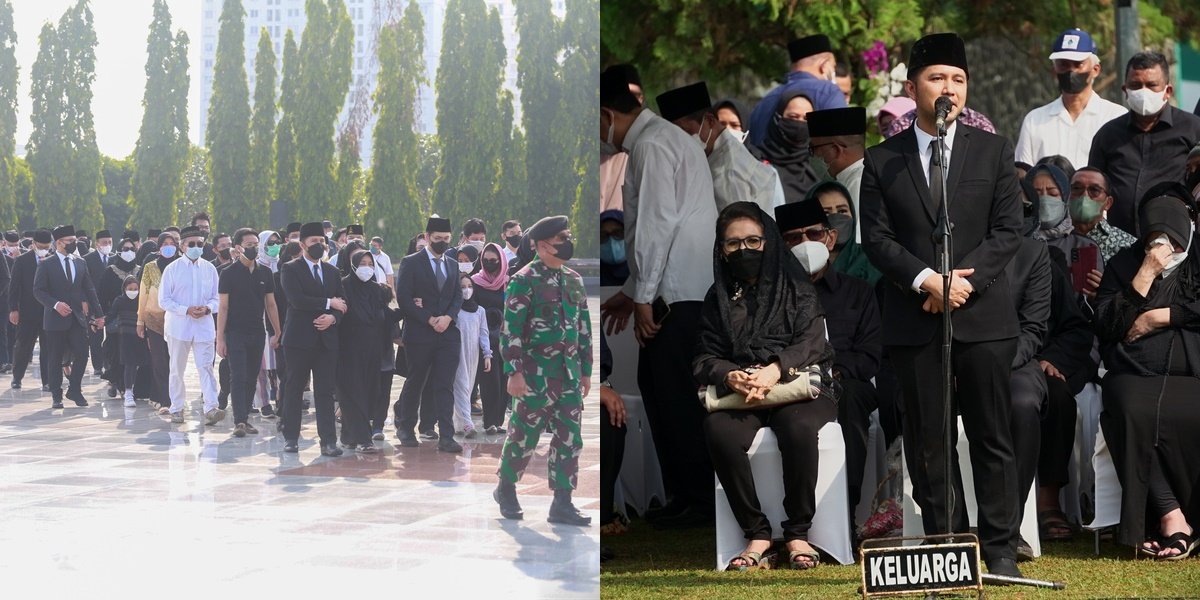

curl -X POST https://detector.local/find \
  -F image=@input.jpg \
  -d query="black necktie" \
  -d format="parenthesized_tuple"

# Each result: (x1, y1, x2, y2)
(102, 254, 107, 267)
(434, 258, 446, 289)
(312, 263, 321, 285)
(928, 139, 944, 212)
(63, 257, 72, 283)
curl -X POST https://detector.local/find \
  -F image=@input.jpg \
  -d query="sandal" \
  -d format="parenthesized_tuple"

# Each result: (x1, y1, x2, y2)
(1140, 534, 1162, 557)
(1155, 530, 1199, 561)
(726, 550, 770, 571)
(786, 541, 820, 570)
(1038, 509, 1074, 541)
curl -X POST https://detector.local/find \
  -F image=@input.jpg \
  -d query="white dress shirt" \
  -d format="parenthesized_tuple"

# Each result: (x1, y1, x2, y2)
(1014, 92, 1126, 169)
(425, 247, 449, 286)
(910, 121, 960, 292)
(708, 128, 785, 213)
(159, 256, 220, 342)
(372, 250, 393, 283)
(835, 157, 865, 241)
(620, 109, 717, 305)
(55, 251, 74, 283)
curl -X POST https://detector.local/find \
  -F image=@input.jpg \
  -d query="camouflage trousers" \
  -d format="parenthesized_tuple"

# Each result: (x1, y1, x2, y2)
(497, 356, 584, 491)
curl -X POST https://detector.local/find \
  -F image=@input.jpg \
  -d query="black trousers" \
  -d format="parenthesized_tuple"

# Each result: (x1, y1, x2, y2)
(418, 374, 437, 433)
(227, 330, 264, 425)
(705, 396, 837, 541)
(0, 313, 9, 365)
(146, 329, 170, 405)
(217, 357, 230, 408)
(1038, 372, 1077, 488)
(838, 377, 880, 526)
(371, 371, 393, 433)
(88, 326, 103, 374)
(12, 318, 46, 384)
(43, 322, 89, 398)
(395, 334, 460, 439)
(281, 343, 337, 445)
(1010, 361, 1047, 512)
(601, 403, 627, 525)
(890, 336, 1019, 564)
(637, 301, 712, 509)
(479, 327, 506, 428)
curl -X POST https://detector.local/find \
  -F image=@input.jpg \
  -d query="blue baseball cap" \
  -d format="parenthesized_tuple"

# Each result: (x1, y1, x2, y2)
(1049, 28, 1097, 62)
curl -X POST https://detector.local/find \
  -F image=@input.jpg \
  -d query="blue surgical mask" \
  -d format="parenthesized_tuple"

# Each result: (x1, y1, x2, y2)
(160, 245, 176, 258)
(185, 247, 204, 261)
(600, 238, 625, 264)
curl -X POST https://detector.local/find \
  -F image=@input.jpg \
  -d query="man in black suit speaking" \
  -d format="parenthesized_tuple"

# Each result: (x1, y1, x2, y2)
(859, 33, 1024, 577)
(279, 222, 348, 456)
(33, 225, 104, 409)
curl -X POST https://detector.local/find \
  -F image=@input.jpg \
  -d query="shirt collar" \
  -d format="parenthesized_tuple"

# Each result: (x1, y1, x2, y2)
(1124, 104, 1175, 130)
(303, 255, 322, 269)
(621, 109, 656, 152)
(55, 250, 70, 261)
(913, 119, 957, 154)
(424, 247, 444, 262)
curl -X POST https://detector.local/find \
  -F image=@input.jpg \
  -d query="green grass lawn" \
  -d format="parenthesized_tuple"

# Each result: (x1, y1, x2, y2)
(601, 520, 1200, 599)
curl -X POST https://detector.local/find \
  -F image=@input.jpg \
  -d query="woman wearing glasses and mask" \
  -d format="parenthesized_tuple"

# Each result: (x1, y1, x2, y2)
(693, 201, 835, 571)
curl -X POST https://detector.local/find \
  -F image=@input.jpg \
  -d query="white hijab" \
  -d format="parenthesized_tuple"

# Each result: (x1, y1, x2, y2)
(258, 230, 281, 272)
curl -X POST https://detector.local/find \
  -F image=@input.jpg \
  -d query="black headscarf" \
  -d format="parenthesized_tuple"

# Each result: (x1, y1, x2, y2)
(136, 240, 157, 267)
(342, 249, 387, 325)
(337, 239, 367, 276)
(456, 244, 481, 276)
(460, 273, 479, 313)
(701, 201, 830, 369)
(757, 91, 819, 202)
(1019, 176, 1041, 238)
(113, 238, 139, 272)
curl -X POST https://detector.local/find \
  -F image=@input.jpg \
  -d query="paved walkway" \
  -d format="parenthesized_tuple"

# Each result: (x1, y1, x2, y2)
(0, 299, 600, 596)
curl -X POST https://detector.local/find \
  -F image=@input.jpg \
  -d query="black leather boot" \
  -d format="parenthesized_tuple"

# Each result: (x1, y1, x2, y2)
(548, 489, 591, 526)
(493, 481, 523, 520)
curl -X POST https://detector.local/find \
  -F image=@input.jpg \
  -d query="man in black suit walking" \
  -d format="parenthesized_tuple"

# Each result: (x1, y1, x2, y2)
(84, 229, 114, 378)
(9, 230, 52, 390)
(859, 33, 1024, 577)
(278, 222, 348, 456)
(33, 225, 104, 409)
(393, 216, 464, 453)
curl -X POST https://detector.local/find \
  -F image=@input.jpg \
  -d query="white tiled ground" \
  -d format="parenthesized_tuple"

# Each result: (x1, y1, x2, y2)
(0, 299, 600, 596)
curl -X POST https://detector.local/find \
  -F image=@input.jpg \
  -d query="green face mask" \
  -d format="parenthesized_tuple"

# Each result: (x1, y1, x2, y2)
(265, 243, 281, 258)
(1068, 195, 1104, 224)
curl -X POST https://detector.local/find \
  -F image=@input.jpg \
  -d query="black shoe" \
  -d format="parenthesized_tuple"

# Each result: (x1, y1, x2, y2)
(51, 398, 64, 409)
(1016, 537, 1035, 563)
(66, 391, 88, 407)
(396, 433, 420, 447)
(438, 438, 463, 453)
(106, 385, 118, 398)
(419, 430, 438, 441)
(601, 546, 615, 563)
(548, 490, 592, 526)
(41, 384, 49, 392)
(320, 443, 344, 457)
(986, 557, 1023, 579)
(493, 482, 523, 520)
(283, 440, 299, 453)
(260, 404, 276, 418)
(218, 392, 228, 410)
(10, 381, 19, 390)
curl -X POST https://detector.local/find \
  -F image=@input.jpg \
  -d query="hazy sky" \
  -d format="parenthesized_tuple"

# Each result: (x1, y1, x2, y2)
(11, 0, 204, 158)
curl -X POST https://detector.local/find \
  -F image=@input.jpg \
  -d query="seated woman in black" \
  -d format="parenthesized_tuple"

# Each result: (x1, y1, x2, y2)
(693, 201, 835, 571)
(1095, 182, 1200, 560)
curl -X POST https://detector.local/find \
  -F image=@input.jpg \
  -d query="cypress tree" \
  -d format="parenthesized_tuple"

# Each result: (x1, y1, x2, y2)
(206, 0, 252, 232)
(273, 29, 299, 224)
(247, 28, 276, 229)
(294, 0, 353, 221)
(0, 0, 18, 229)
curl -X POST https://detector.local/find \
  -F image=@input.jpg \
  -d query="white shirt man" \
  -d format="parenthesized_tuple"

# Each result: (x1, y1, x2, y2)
(158, 230, 222, 424)
(1015, 29, 1126, 168)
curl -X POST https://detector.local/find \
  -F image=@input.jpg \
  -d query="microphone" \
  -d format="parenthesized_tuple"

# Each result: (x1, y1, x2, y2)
(934, 96, 953, 131)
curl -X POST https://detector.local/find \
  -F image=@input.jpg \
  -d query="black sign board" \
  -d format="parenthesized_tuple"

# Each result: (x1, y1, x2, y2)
(860, 534, 982, 599)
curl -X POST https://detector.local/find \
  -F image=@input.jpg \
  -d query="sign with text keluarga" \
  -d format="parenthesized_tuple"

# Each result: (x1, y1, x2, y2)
(859, 534, 982, 599)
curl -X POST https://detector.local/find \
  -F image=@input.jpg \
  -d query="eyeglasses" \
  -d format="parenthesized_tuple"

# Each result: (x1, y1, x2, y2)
(185, 241, 204, 249)
(782, 228, 828, 245)
(721, 236, 765, 253)
(1069, 184, 1107, 199)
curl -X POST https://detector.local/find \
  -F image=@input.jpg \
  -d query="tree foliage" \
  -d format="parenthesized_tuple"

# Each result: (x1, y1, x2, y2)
(273, 29, 299, 226)
(206, 0, 252, 232)
(178, 146, 211, 226)
(26, 0, 104, 232)
(128, 0, 189, 233)
(365, 1, 425, 237)
(100, 154, 133, 234)
(0, 0, 18, 229)
(247, 28, 277, 230)
(293, 0, 353, 222)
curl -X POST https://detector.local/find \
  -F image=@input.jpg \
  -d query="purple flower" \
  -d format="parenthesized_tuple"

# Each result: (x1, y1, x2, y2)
(862, 41, 889, 76)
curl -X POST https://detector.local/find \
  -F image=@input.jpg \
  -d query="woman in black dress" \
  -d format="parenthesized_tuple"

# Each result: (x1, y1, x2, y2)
(472, 242, 509, 434)
(693, 201, 835, 571)
(99, 238, 142, 396)
(336, 249, 399, 452)
(1095, 182, 1200, 560)
(109, 276, 149, 407)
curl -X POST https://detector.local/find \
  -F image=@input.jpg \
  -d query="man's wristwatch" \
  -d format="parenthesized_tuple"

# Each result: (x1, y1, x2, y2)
(600, 380, 613, 389)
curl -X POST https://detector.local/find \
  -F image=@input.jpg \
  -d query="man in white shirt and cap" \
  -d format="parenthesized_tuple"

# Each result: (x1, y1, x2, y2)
(158, 225, 223, 425)
(1015, 28, 1126, 169)
(656, 81, 785, 213)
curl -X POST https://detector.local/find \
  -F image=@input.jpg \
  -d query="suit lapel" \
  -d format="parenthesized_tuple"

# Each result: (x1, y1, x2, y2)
(901, 128, 938, 223)
(946, 125, 970, 206)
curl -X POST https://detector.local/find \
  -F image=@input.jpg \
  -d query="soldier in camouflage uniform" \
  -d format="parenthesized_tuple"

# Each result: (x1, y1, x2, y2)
(494, 215, 593, 526)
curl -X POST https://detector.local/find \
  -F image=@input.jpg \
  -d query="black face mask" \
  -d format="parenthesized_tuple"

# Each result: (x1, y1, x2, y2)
(553, 240, 574, 261)
(218, 248, 231, 260)
(76, 240, 90, 253)
(1056, 70, 1090, 95)
(726, 249, 764, 281)
(774, 115, 810, 148)
(242, 247, 258, 261)
(827, 213, 854, 251)
(306, 243, 325, 261)
(63, 241, 77, 255)
(430, 240, 450, 255)
(506, 234, 522, 248)
(483, 258, 502, 273)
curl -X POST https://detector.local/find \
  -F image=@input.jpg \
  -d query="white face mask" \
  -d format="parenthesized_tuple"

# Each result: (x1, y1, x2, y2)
(98, 244, 112, 255)
(791, 241, 830, 275)
(125, 290, 139, 300)
(691, 121, 715, 150)
(34, 248, 49, 258)
(462, 287, 474, 300)
(1125, 87, 1168, 116)
(731, 129, 749, 144)
(458, 261, 473, 273)
(119, 250, 136, 262)
(355, 266, 375, 282)
(1151, 233, 1191, 278)
(601, 109, 619, 155)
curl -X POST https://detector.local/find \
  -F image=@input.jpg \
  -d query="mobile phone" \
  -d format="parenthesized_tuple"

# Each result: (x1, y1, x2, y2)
(652, 297, 670, 325)
(1070, 245, 1098, 293)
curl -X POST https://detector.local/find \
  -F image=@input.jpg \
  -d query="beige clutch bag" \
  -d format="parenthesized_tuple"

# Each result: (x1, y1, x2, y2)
(703, 366, 822, 413)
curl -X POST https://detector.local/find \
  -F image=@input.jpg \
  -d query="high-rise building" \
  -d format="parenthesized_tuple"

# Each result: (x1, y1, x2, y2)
(199, 0, 564, 166)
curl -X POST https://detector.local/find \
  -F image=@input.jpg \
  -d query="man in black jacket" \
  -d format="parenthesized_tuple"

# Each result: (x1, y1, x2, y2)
(393, 216, 464, 453)
(859, 33, 1024, 576)
(278, 222, 347, 456)
(83, 229, 113, 378)
(9, 229, 52, 390)
(34, 225, 104, 409)
(0, 231, 14, 373)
